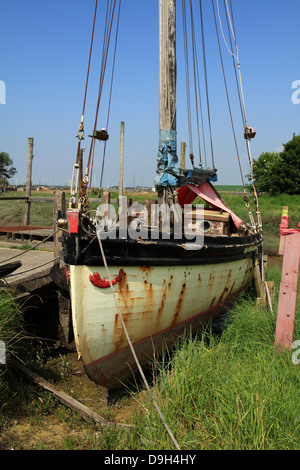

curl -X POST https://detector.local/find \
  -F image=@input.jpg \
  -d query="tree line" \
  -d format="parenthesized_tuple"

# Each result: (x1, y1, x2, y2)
(247, 133, 300, 195)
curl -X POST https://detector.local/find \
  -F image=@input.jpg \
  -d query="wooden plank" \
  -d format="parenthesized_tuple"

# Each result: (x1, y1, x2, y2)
(0, 196, 29, 200)
(53, 190, 66, 261)
(24, 137, 34, 225)
(275, 232, 300, 349)
(279, 206, 288, 255)
(253, 257, 262, 298)
(9, 359, 132, 430)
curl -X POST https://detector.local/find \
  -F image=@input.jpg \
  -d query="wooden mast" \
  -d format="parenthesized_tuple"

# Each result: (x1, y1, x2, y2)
(159, 0, 176, 133)
(156, 0, 179, 192)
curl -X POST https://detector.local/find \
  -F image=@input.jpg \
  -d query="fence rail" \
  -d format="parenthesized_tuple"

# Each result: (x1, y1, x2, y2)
(0, 196, 53, 202)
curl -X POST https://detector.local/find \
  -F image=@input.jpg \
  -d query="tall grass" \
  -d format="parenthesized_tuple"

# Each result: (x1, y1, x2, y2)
(0, 289, 24, 385)
(133, 266, 300, 450)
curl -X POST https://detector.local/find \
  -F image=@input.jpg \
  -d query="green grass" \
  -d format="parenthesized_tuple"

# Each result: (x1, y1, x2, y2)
(132, 266, 300, 450)
(1, 190, 299, 251)
(218, 192, 300, 255)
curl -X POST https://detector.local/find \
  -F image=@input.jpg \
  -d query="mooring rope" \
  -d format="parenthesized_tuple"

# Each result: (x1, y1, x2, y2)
(0, 229, 60, 265)
(96, 233, 181, 450)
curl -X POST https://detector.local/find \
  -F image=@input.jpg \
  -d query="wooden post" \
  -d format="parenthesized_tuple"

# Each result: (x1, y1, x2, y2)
(102, 191, 110, 219)
(119, 121, 124, 197)
(158, 0, 177, 208)
(159, 0, 176, 132)
(53, 190, 66, 262)
(279, 206, 289, 255)
(275, 232, 300, 349)
(24, 137, 34, 225)
(180, 142, 186, 170)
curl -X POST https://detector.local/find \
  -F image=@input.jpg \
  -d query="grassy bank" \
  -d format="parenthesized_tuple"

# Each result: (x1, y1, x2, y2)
(0, 263, 299, 450)
(133, 266, 299, 450)
(0, 188, 299, 449)
(0, 289, 24, 391)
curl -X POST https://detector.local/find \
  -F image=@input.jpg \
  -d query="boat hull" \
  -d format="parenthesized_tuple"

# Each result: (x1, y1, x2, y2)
(69, 253, 255, 389)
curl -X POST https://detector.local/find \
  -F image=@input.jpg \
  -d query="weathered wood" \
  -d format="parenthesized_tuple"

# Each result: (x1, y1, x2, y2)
(159, 0, 176, 131)
(53, 190, 66, 261)
(260, 280, 275, 308)
(275, 232, 300, 349)
(0, 196, 29, 200)
(24, 138, 34, 225)
(119, 121, 124, 197)
(58, 293, 73, 346)
(9, 358, 132, 430)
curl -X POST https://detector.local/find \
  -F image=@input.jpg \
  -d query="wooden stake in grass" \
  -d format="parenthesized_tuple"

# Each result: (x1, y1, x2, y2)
(275, 232, 300, 350)
(9, 358, 132, 430)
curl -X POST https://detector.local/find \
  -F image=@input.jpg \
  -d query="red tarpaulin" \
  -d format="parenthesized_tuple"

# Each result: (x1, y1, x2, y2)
(177, 182, 244, 229)
(279, 215, 300, 236)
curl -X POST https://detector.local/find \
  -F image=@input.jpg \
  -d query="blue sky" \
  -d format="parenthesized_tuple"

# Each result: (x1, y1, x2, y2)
(1, 0, 299, 188)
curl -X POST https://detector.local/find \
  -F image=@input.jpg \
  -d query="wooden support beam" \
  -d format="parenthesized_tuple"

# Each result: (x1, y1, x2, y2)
(53, 190, 66, 262)
(275, 232, 300, 350)
(9, 359, 132, 430)
(102, 191, 111, 219)
(279, 206, 289, 255)
(180, 142, 186, 170)
(24, 138, 34, 225)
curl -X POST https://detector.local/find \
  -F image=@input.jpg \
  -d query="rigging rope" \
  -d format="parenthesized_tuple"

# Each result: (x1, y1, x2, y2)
(76, 0, 99, 164)
(182, 0, 195, 167)
(213, 0, 261, 231)
(96, 234, 181, 450)
(99, 0, 122, 195)
(212, 1, 244, 185)
(199, 0, 215, 169)
(80, 0, 118, 205)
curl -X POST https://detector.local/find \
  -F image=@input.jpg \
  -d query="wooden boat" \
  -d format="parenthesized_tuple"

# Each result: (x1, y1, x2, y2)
(58, 0, 263, 389)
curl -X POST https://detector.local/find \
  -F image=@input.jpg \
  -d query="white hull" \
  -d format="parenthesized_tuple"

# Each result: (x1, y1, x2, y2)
(69, 254, 254, 388)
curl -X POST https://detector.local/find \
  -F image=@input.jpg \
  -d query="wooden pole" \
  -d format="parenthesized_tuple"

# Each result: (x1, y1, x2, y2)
(53, 190, 66, 262)
(159, 0, 176, 132)
(24, 137, 34, 225)
(119, 121, 124, 197)
(158, 0, 177, 207)
(275, 232, 300, 349)
(10, 358, 132, 430)
(180, 142, 186, 169)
